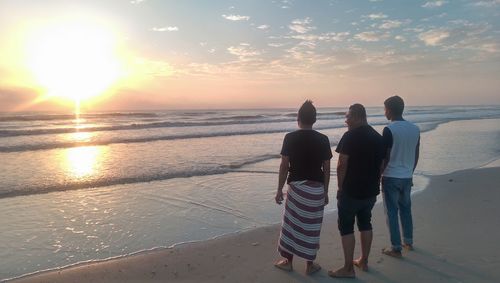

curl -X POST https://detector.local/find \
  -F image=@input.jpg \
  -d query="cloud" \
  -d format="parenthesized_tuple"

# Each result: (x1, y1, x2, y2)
(227, 44, 261, 61)
(422, 1, 447, 8)
(395, 35, 407, 42)
(355, 31, 386, 42)
(363, 50, 420, 65)
(288, 18, 315, 34)
(257, 25, 270, 30)
(331, 32, 351, 42)
(222, 14, 250, 21)
(130, 0, 146, 4)
(379, 20, 403, 29)
(279, 0, 293, 9)
(476, 43, 499, 53)
(152, 26, 179, 32)
(473, 0, 500, 7)
(364, 13, 388, 20)
(268, 43, 285, 47)
(418, 29, 450, 46)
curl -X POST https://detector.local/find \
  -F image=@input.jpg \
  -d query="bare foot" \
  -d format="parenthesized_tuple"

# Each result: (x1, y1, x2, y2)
(382, 247, 402, 258)
(403, 244, 414, 251)
(306, 262, 321, 275)
(353, 258, 368, 271)
(274, 259, 293, 272)
(328, 267, 355, 278)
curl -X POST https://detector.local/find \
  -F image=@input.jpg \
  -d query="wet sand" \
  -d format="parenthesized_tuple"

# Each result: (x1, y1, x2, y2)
(12, 166, 500, 283)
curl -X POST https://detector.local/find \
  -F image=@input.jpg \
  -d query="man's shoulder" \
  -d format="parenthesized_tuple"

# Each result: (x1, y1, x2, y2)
(366, 125, 382, 137)
(340, 129, 354, 140)
(285, 130, 300, 138)
(313, 130, 330, 140)
(389, 120, 419, 132)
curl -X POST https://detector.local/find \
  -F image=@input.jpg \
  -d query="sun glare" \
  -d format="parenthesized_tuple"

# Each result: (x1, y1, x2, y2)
(65, 146, 104, 178)
(25, 21, 122, 106)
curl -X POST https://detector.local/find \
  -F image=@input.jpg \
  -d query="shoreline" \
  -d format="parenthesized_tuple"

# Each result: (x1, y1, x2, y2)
(11, 165, 500, 282)
(3, 173, 429, 282)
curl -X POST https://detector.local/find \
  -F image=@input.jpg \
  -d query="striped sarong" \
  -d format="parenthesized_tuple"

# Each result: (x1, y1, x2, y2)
(277, 180, 325, 261)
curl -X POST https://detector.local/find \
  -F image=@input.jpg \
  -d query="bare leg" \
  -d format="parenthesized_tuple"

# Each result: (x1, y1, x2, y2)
(306, 260, 321, 275)
(354, 230, 372, 271)
(328, 234, 355, 278)
(274, 250, 293, 271)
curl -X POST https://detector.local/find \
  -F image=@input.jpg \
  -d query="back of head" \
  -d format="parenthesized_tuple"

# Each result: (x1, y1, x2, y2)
(298, 100, 317, 126)
(349, 103, 367, 122)
(384, 96, 405, 117)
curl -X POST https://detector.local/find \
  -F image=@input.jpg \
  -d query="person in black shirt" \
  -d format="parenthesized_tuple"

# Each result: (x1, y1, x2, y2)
(328, 103, 384, 278)
(274, 100, 332, 275)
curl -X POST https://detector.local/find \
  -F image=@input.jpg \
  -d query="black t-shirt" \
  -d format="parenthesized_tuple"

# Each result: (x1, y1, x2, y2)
(280, 130, 333, 184)
(335, 125, 384, 199)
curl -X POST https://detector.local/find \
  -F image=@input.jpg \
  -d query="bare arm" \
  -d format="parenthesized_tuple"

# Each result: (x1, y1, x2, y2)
(323, 159, 331, 205)
(275, 155, 289, 204)
(337, 153, 349, 198)
(413, 136, 420, 172)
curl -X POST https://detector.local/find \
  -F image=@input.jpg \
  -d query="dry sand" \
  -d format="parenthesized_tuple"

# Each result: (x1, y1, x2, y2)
(11, 166, 500, 283)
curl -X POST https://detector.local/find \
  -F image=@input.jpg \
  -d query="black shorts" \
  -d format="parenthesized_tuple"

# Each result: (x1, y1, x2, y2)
(337, 194, 376, 236)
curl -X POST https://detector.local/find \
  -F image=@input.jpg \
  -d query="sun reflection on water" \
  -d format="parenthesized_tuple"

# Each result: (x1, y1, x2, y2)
(65, 146, 104, 178)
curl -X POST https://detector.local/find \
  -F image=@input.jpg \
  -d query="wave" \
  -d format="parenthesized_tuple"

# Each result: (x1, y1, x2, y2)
(0, 111, 365, 138)
(0, 112, 158, 122)
(0, 117, 481, 153)
(205, 114, 267, 121)
(0, 123, 347, 152)
(0, 116, 492, 198)
(283, 111, 345, 118)
(0, 116, 345, 138)
(2, 115, 499, 153)
(0, 153, 286, 199)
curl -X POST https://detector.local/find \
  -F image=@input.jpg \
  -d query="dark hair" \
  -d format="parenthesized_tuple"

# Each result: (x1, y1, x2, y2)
(349, 103, 367, 121)
(298, 100, 316, 125)
(384, 96, 405, 117)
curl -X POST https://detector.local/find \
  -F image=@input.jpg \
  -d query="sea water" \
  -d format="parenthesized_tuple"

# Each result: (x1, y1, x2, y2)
(1, 106, 500, 280)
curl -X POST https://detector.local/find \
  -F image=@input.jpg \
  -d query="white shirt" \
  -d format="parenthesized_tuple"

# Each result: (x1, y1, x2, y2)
(383, 120, 420, 179)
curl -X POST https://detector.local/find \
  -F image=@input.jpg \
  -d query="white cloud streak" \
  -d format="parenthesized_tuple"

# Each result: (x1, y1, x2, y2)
(473, 0, 500, 7)
(222, 14, 250, 21)
(152, 26, 179, 32)
(288, 18, 315, 34)
(422, 1, 448, 8)
(418, 29, 450, 46)
(355, 31, 386, 42)
(364, 13, 388, 20)
(379, 20, 403, 29)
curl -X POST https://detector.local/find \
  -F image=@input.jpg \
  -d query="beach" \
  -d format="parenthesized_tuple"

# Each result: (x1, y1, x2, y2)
(1, 112, 500, 281)
(11, 165, 500, 283)
(2, 0, 499, 280)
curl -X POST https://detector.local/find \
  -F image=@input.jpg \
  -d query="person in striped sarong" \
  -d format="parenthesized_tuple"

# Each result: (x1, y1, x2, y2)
(274, 100, 332, 275)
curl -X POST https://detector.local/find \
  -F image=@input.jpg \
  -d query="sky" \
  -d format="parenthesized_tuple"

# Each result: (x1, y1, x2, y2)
(0, 0, 499, 111)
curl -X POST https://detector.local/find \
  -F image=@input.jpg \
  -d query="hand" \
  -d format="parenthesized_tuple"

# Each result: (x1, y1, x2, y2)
(324, 193, 329, 206)
(275, 190, 284, 205)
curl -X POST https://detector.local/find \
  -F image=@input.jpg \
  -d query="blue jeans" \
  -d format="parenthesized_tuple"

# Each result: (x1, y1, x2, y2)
(382, 177, 413, 251)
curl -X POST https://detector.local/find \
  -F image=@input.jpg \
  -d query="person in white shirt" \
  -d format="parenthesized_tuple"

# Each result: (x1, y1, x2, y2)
(381, 96, 420, 258)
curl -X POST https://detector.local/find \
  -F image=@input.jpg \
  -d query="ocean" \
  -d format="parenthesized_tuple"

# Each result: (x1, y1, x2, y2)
(1, 105, 500, 280)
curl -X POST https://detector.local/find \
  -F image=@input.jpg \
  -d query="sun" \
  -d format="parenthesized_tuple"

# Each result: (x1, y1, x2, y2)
(25, 20, 122, 105)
